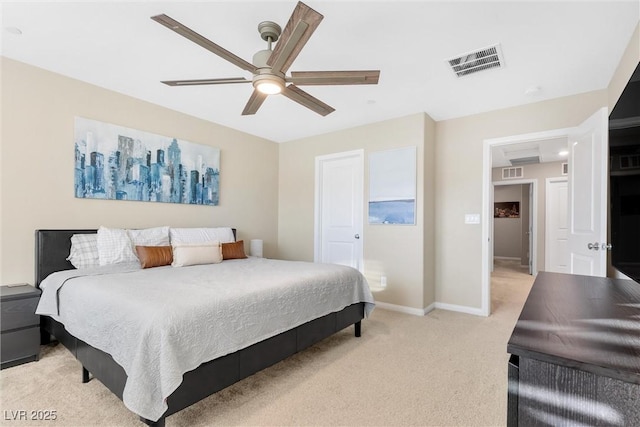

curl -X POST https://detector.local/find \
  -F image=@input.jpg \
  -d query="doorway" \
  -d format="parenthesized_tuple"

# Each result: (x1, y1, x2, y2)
(492, 180, 537, 276)
(482, 108, 608, 316)
(482, 127, 574, 316)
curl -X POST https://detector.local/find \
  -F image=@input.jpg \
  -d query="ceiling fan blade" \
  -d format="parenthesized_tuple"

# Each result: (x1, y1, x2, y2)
(288, 70, 380, 86)
(161, 77, 250, 86)
(152, 14, 257, 73)
(282, 85, 335, 116)
(267, 2, 323, 74)
(242, 89, 268, 116)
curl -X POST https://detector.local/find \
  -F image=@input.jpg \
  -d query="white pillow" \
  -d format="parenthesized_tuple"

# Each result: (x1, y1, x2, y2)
(97, 226, 138, 266)
(128, 226, 170, 247)
(169, 227, 235, 245)
(67, 233, 100, 269)
(172, 241, 223, 267)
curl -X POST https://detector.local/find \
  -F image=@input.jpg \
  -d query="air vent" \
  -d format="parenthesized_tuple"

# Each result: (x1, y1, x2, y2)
(510, 156, 539, 166)
(502, 167, 523, 180)
(447, 44, 505, 77)
(620, 155, 640, 170)
(562, 163, 568, 175)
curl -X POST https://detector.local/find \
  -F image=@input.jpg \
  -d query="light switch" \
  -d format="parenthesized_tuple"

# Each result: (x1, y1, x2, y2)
(465, 214, 481, 224)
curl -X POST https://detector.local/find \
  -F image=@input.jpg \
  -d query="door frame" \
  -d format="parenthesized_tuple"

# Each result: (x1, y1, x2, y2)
(314, 149, 364, 271)
(492, 179, 538, 276)
(482, 127, 573, 316)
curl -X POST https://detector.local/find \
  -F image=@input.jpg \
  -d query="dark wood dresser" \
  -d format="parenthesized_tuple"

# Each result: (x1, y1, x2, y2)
(507, 272, 640, 426)
(1, 284, 41, 369)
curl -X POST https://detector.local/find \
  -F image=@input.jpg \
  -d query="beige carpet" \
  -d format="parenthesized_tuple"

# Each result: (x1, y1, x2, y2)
(0, 261, 533, 426)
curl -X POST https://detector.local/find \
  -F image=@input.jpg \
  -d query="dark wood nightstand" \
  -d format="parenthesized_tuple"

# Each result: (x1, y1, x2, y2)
(1, 284, 41, 369)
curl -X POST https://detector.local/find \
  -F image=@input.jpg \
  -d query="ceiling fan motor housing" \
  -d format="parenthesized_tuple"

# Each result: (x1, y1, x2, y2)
(252, 49, 273, 68)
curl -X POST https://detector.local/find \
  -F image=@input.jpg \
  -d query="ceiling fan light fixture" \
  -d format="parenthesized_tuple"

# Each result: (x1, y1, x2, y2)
(253, 73, 284, 95)
(256, 80, 283, 95)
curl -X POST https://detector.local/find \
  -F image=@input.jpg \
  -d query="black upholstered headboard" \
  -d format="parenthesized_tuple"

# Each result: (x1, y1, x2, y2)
(35, 229, 96, 287)
(34, 228, 238, 288)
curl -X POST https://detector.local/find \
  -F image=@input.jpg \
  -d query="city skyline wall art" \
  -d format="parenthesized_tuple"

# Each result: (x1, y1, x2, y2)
(74, 117, 220, 206)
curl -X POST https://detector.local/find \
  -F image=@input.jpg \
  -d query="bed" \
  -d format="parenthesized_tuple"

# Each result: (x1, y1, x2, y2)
(34, 228, 374, 426)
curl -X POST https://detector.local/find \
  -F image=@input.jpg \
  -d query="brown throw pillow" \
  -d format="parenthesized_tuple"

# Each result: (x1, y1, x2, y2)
(222, 240, 248, 260)
(135, 245, 173, 269)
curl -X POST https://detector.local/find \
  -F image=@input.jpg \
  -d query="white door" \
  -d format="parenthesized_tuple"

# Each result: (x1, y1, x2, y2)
(546, 178, 569, 273)
(314, 150, 364, 271)
(567, 108, 608, 276)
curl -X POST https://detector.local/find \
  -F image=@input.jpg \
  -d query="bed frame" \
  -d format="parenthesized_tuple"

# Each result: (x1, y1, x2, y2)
(35, 229, 365, 427)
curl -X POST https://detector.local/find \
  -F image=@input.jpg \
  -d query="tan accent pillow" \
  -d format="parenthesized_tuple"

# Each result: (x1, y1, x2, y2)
(135, 246, 173, 269)
(222, 240, 248, 260)
(171, 241, 222, 267)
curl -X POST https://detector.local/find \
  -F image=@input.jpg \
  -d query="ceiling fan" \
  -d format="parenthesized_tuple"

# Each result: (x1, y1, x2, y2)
(151, 1, 380, 116)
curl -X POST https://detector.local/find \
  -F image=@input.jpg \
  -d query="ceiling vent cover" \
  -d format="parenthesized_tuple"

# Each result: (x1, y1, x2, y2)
(447, 44, 504, 77)
(510, 156, 540, 166)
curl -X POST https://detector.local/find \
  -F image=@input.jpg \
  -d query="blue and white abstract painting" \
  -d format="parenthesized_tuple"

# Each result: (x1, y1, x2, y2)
(74, 117, 220, 205)
(369, 146, 416, 224)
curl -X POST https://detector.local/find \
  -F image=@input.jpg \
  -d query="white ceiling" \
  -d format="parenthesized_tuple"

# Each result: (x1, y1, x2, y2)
(2, 1, 639, 143)
(491, 136, 569, 168)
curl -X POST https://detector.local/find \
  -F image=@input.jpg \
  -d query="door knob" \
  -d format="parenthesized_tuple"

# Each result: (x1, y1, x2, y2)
(354, 234, 360, 239)
(588, 242, 613, 251)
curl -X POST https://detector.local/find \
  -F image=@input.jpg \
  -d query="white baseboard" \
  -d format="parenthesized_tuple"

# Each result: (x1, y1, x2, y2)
(375, 301, 435, 316)
(424, 302, 436, 314)
(493, 256, 521, 261)
(374, 301, 445, 316)
(374, 300, 484, 317)
(434, 302, 485, 316)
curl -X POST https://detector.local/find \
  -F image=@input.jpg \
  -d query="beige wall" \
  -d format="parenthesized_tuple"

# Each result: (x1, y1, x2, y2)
(435, 90, 608, 309)
(422, 115, 436, 309)
(0, 58, 279, 285)
(278, 113, 435, 310)
(608, 23, 640, 111)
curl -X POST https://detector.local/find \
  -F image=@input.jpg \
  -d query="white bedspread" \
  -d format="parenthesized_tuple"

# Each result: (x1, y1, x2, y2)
(36, 258, 374, 421)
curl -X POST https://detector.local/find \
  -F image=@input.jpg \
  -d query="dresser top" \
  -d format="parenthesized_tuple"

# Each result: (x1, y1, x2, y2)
(1, 284, 41, 301)
(508, 271, 640, 384)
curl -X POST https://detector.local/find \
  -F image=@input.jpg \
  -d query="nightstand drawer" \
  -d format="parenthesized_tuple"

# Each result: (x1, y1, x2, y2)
(1, 327, 40, 367)
(1, 297, 40, 332)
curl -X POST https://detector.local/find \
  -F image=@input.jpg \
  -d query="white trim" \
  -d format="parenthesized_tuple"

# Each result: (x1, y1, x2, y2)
(434, 302, 485, 317)
(484, 127, 574, 146)
(375, 301, 484, 317)
(314, 149, 364, 271)
(375, 301, 434, 316)
(493, 178, 538, 276)
(483, 127, 573, 317)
